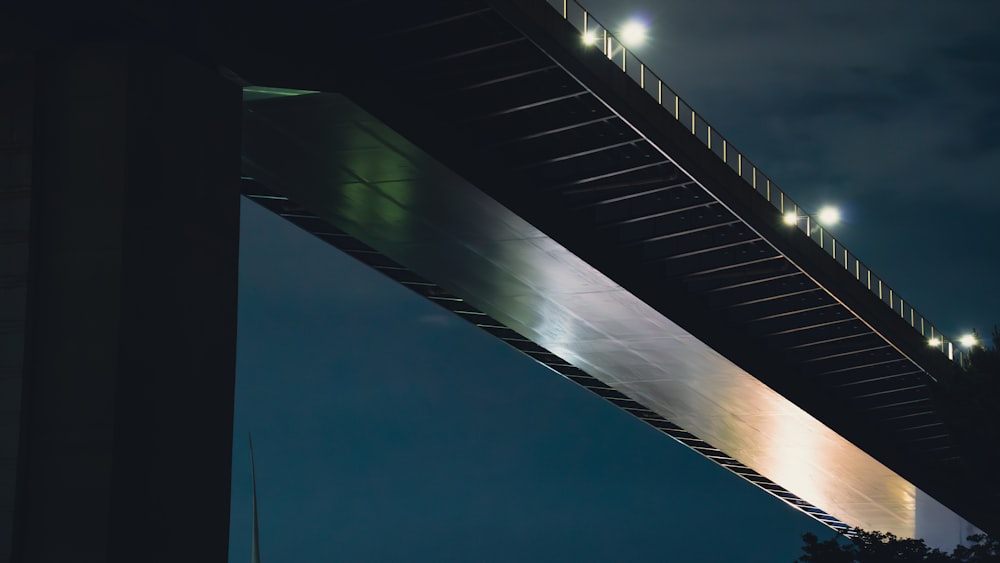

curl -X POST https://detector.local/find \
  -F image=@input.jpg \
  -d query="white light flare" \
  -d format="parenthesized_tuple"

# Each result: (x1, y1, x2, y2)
(817, 206, 841, 226)
(620, 20, 647, 47)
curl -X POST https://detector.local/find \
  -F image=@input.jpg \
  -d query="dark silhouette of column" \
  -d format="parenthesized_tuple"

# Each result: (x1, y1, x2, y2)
(7, 43, 241, 562)
(0, 51, 36, 563)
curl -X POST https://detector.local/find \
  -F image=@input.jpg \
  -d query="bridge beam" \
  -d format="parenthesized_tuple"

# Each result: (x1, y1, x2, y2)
(1, 44, 241, 562)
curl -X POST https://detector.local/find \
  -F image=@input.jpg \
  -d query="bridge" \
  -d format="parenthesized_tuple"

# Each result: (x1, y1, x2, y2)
(1, 0, 994, 559)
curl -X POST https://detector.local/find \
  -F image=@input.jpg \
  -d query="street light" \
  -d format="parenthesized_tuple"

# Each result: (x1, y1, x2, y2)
(782, 210, 811, 233)
(620, 20, 646, 47)
(817, 206, 841, 226)
(782, 205, 841, 232)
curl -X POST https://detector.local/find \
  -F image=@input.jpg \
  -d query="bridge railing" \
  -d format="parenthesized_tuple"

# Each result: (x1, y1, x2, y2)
(546, 0, 966, 366)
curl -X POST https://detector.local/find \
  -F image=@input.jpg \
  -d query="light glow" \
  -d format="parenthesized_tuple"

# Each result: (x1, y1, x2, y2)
(959, 334, 978, 348)
(817, 206, 841, 226)
(620, 20, 647, 47)
(783, 211, 799, 226)
(582, 30, 598, 45)
(928, 337, 942, 347)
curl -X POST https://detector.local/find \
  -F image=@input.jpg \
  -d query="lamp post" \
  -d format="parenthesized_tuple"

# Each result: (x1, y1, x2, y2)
(581, 19, 647, 60)
(928, 333, 978, 366)
(783, 204, 843, 239)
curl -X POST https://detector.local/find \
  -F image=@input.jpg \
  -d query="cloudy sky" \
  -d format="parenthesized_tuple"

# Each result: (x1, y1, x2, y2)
(229, 1, 998, 561)
(583, 0, 1000, 339)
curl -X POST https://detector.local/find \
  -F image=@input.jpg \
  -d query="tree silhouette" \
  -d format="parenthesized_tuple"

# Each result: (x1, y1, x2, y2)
(797, 529, 1000, 562)
(798, 330, 1000, 562)
(952, 534, 1000, 562)
(937, 327, 1000, 501)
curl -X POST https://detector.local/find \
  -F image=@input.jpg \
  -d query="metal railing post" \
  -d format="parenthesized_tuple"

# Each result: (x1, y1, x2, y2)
(547, 0, 962, 365)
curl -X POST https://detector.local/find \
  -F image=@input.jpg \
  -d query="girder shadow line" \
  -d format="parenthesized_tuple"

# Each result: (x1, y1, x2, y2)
(786, 331, 876, 350)
(512, 137, 645, 169)
(485, 115, 618, 145)
(458, 64, 561, 91)
(560, 177, 689, 200)
(407, 36, 530, 68)
(800, 344, 895, 364)
(643, 237, 765, 263)
(596, 200, 720, 228)
(372, 7, 495, 40)
(461, 90, 586, 120)
(722, 287, 823, 308)
(834, 371, 924, 388)
(623, 220, 745, 247)
(543, 160, 670, 190)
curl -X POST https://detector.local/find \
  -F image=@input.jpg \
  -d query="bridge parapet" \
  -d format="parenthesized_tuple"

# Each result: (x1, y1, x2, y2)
(546, 0, 966, 365)
(232, 0, 997, 534)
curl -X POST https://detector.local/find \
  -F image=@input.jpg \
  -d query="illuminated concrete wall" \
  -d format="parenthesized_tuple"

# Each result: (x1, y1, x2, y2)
(917, 489, 982, 551)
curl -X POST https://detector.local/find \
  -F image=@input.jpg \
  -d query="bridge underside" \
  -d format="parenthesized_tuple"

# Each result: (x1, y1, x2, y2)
(7, 0, 995, 541)
(242, 91, 959, 537)
(227, 0, 998, 537)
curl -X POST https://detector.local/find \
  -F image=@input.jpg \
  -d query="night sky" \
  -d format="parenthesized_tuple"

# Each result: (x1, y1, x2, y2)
(581, 0, 1000, 340)
(229, 0, 999, 560)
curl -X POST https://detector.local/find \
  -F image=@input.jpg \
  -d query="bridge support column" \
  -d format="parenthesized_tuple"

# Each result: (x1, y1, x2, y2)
(2, 44, 241, 562)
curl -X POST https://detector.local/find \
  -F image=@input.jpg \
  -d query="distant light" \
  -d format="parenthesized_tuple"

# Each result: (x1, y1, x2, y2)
(959, 334, 978, 348)
(927, 337, 942, 347)
(817, 206, 841, 226)
(620, 20, 647, 47)
(582, 30, 598, 45)
(783, 212, 799, 226)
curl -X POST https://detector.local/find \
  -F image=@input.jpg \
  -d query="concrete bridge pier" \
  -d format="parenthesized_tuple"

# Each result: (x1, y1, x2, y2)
(0, 43, 242, 562)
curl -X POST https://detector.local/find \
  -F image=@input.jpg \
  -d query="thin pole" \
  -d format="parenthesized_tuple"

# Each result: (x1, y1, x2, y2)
(250, 434, 262, 563)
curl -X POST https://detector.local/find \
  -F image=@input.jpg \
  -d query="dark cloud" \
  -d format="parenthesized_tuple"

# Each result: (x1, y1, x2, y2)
(582, 0, 1000, 334)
